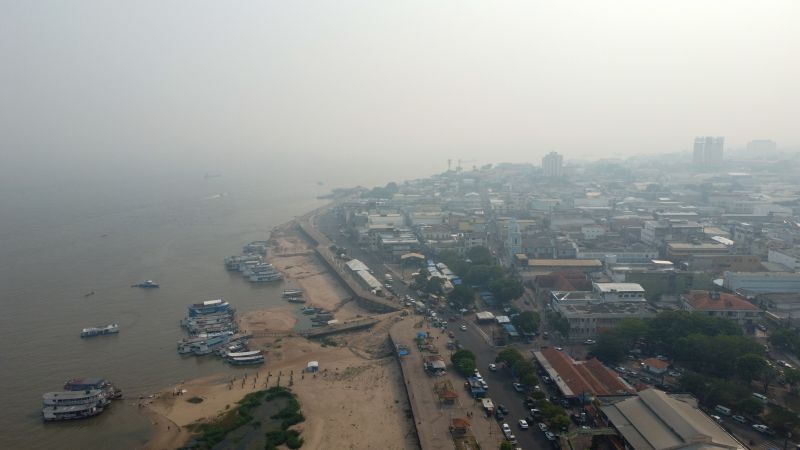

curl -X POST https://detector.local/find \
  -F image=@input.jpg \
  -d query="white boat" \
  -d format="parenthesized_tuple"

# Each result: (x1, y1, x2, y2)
(226, 350, 262, 359)
(80, 324, 119, 338)
(282, 289, 304, 298)
(228, 355, 264, 365)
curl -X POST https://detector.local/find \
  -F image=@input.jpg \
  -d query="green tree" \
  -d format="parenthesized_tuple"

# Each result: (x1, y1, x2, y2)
(547, 311, 571, 338)
(593, 333, 627, 364)
(549, 413, 571, 431)
(759, 365, 780, 394)
(466, 246, 494, 266)
(490, 277, 524, 304)
(496, 348, 525, 367)
(500, 441, 514, 450)
(448, 285, 475, 308)
(764, 405, 800, 434)
(735, 353, 767, 382)
(451, 349, 477, 376)
(512, 311, 540, 334)
(784, 368, 800, 394)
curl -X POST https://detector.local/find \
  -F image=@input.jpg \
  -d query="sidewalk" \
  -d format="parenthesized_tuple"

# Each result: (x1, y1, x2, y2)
(389, 317, 503, 450)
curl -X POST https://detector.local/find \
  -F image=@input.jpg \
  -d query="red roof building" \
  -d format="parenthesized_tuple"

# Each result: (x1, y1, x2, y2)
(680, 290, 762, 326)
(533, 347, 634, 400)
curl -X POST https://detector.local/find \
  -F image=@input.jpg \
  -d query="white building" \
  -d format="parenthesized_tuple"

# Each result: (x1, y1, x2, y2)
(592, 283, 646, 302)
(768, 248, 800, 271)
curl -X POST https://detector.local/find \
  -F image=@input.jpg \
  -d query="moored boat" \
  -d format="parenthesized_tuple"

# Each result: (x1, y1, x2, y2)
(64, 377, 122, 400)
(131, 280, 159, 288)
(43, 404, 103, 422)
(228, 354, 264, 365)
(286, 297, 306, 303)
(282, 289, 304, 298)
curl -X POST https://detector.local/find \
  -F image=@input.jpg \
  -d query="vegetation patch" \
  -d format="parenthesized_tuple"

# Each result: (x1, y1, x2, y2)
(189, 386, 305, 449)
(186, 396, 204, 404)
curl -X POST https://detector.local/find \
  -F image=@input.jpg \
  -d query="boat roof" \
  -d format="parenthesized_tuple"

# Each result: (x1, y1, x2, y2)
(231, 355, 264, 361)
(65, 377, 106, 386)
(43, 390, 102, 400)
(202, 299, 224, 306)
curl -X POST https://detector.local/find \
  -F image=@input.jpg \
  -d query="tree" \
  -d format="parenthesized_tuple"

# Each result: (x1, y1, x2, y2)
(593, 333, 627, 364)
(764, 405, 800, 434)
(451, 349, 477, 376)
(500, 441, 514, 450)
(466, 246, 493, 266)
(448, 285, 475, 308)
(549, 413, 571, 432)
(759, 365, 780, 394)
(496, 348, 525, 367)
(784, 368, 800, 394)
(490, 277, 524, 305)
(735, 354, 767, 382)
(512, 311, 540, 334)
(547, 311, 571, 338)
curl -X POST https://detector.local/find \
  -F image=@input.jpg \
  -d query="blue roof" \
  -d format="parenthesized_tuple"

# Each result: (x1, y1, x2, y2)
(502, 324, 519, 336)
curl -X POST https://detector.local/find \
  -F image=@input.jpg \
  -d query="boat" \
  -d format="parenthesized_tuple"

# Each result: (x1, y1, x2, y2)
(80, 323, 119, 338)
(248, 272, 283, 283)
(43, 404, 103, 422)
(286, 297, 306, 304)
(226, 350, 262, 359)
(301, 307, 319, 315)
(243, 241, 269, 255)
(282, 289, 304, 298)
(188, 299, 231, 317)
(228, 354, 264, 365)
(43, 390, 109, 408)
(131, 280, 159, 288)
(224, 255, 262, 271)
(64, 378, 122, 400)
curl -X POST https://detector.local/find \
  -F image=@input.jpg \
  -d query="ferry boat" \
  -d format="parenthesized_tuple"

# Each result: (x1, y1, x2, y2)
(286, 297, 306, 303)
(188, 299, 230, 317)
(228, 354, 264, 365)
(43, 404, 103, 422)
(64, 378, 122, 400)
(302, 307, 319, 315)
(242, 241, 269, 255)
(131, 280, 159, 288)
(224, 255, 262, 271)
(282, 289, 304, 298)
(249, 272, 283, 283)
(80, 323, 119, 338)
(43, 390, 109, 408)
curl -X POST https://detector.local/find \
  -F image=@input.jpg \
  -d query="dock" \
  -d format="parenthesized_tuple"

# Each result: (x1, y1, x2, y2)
(301, 318, 380, 338)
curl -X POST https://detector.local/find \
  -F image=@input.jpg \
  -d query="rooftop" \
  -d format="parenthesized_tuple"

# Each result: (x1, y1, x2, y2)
(682, 291, 757, 311)
(594, 283, 645, 293)
(533, 347, 634, 398)
(528, 259, 603, 267)
(601, 389, 746, 450)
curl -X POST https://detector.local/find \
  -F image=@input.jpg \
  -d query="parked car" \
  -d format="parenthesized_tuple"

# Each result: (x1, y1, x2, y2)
(518, 419, 529, 430)
(512, 383, 525, 392)
(498, 404, 509, 415)
(732, 415, 747, 424)
(538, 422, 548, 432)
(488, 363, 497, 371)
(584, 339, 596, 345)
(460, 324, 467, 331)
(753, 424, 775, 436)
(544, 431, 556, 441)
(495, 409, 505, 421)
(615, 367, 626, 373)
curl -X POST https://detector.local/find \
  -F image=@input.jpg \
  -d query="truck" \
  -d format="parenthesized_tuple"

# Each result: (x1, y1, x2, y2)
(481, 398, 494, 415)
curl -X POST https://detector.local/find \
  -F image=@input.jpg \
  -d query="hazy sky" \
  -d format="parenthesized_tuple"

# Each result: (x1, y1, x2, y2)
(2, 1, 799, 182)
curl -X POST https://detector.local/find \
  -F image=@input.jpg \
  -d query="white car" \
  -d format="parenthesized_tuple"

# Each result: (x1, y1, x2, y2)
(502, 423, 511, 434)
(488, 363, 497, 371)
(512, 382, 524, 392)
(583, 339, 596, 345)
(544, 431, 556, 441)
(518, 419, 529, 430)
(460, 324, 467, 331)
(538, 422, 548, 432)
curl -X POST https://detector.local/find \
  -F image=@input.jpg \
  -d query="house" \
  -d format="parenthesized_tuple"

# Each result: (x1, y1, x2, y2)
(642, 358, 669, 375)
(680, 291, 762, 327)
(424, 355, 447, 375)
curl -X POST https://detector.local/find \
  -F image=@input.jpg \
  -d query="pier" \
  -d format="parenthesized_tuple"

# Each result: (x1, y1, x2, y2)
(300, 317, 380, 338)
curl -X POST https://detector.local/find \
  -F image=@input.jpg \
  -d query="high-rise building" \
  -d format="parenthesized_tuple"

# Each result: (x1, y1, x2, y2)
(747, 139, 777, 155)
(692, 137, 724, 167)
(542, 152, 563, 177)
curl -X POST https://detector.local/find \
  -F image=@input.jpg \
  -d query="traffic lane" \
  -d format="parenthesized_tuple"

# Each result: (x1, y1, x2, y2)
(459, 322, 550, 450)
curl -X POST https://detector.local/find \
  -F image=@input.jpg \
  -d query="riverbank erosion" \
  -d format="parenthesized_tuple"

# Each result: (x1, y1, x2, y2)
(142, 336, 417, 449)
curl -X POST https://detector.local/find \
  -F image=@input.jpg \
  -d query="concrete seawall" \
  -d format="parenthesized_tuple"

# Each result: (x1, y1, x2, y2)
(388, 329, 426, 450)
(295, 220, 400, 313)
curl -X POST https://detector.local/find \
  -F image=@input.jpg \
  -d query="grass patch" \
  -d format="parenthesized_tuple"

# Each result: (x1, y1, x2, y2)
(186, 396, 204, 404)
(320, 337, 338, 347)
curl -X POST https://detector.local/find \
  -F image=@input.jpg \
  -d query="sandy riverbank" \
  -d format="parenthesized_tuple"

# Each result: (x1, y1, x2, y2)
(141, 336, 416, 450)
(269, 227, 351, 313)
(141, 219, 416, 449)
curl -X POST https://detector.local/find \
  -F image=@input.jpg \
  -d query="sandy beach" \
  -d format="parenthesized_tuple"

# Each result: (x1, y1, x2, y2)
(140, 222, 417, 449)
(142, 336, 416, 450)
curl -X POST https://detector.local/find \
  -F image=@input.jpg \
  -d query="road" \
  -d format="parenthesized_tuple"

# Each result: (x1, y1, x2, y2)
(457, 321, 553, 450)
